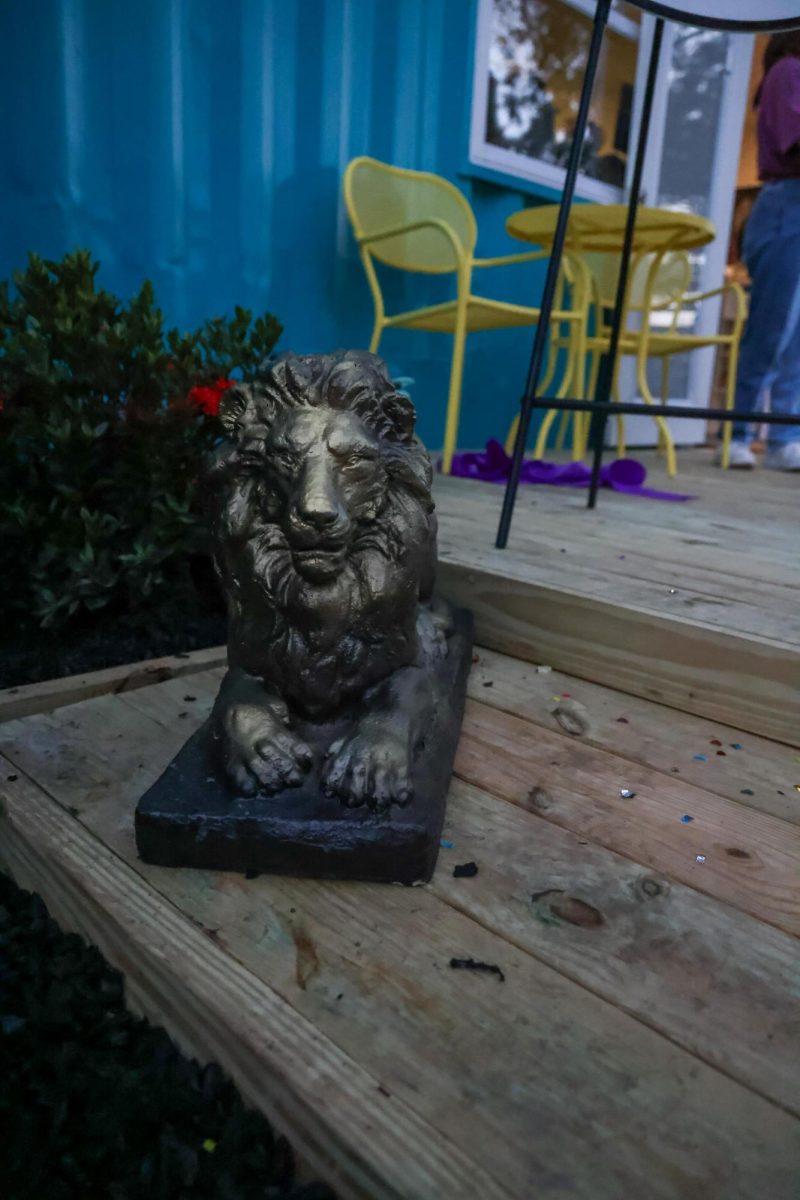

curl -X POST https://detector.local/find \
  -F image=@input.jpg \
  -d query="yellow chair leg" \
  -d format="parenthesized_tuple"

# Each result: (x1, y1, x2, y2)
(611, 379, 626, 459)
(638, 359, 677, 477)
(721, 341, 739, 470)
(555, 411, 570, 452)
(440, 304, 468, 475)
(533, 408, 559, 460)
(504, 411, 520, 457)
(368, 320, 382, 355)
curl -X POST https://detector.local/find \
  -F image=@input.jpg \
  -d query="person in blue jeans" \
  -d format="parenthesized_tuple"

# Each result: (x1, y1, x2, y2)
(724, 33, 800, 471)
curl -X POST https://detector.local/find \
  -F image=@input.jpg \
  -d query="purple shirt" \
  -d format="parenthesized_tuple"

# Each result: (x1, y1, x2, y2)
(759, 57, 800, 181)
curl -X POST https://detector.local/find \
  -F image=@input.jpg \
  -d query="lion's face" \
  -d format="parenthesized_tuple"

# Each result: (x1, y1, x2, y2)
(248, 405, 388, 584)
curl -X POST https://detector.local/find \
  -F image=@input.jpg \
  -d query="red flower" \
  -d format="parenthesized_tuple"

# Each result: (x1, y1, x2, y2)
(187, 377, 235, 417)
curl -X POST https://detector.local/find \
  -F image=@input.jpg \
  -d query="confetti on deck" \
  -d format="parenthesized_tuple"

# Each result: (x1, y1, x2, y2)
(693, 754, 707, 762)
(680, 814, 694, 823)
(731, 743, 743, 750)
(616, 717, 629, 724)
(740, 788, 754, 796)
(710, 738, 722, 746)
(619, 788, 637, 799)
(440, 838, 455, 849)
(695, 855, 706, 864)
(535, 664, 552, 675)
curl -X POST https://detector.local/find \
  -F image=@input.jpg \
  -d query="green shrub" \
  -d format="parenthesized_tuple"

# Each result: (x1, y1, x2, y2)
(0, 250, 281, 630)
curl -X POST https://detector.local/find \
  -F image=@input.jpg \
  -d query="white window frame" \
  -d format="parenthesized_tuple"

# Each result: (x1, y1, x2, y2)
(469, 0, 643, 203)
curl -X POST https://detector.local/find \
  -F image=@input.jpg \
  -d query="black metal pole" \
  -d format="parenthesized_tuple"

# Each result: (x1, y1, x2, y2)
(495, 0, 611, 549)
(586, 16, 665, 509)
(481, 396, 800, 426)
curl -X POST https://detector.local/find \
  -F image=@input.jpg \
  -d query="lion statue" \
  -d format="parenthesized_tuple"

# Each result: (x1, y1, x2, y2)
(205, 350, 461, 812)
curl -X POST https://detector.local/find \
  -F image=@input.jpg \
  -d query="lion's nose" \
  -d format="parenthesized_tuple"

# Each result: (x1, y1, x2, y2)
(300, 500, 338, 528)
(296, 479, 340, 529)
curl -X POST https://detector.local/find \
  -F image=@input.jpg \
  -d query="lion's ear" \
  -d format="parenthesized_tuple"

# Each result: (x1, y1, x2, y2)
(382, 390, 416, 443)
(218, 384, 257, 439)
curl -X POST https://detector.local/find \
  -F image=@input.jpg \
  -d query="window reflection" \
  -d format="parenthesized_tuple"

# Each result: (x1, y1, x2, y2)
(485, 0, 639, 188)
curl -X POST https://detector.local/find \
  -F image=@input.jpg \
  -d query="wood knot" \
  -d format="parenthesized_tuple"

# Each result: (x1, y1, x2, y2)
(725, 847, 752, 860)
(637, 875, 669, 900)
(531, 889, 604, 928)
(552, 698, 590, 737)
(292, 924, 320, 990)
(526, 786, 552, 811)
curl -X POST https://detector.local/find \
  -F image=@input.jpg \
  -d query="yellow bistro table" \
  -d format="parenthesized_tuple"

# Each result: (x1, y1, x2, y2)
(505, 204, 718, 468)
(506, 204, 715, 257)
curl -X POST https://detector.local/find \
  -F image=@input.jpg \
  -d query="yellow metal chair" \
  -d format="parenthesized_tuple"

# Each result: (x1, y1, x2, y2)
(583, 250, 747, 475)
(344, 156, 588, 473)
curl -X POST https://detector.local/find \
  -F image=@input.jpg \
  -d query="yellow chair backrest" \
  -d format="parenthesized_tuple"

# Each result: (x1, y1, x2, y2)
(586, 250, 693, 315)
(344, 156, 478, 274)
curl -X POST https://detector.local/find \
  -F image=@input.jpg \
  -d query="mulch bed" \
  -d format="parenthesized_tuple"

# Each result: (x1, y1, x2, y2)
(0, 577, 227, 692)
(0, 872, 336, 1199)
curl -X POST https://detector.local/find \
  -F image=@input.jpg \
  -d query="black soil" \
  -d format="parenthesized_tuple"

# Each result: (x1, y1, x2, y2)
(0, 872, 335, 1200)
(1, 560, 227, 690)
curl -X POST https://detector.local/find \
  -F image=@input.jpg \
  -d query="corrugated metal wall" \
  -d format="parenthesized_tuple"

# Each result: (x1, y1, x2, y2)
(0, 0, 549, 450)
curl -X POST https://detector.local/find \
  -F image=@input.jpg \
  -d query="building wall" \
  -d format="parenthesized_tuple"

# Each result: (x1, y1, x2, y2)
(0, 0, 551, 451)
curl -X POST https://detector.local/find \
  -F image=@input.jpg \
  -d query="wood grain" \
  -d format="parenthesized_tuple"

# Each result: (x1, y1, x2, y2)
(435, 779, 800, 1116)
(454, 700, 800, 936)
(431, 455, 800, 745)
(2, 682, 800, 1197)
(113, 675, 800, 1113)
(0, 760, 507, 1200)
(0, 644, 226, 724)
(466, 647, 800, 824)
(438, 559, 800, 747)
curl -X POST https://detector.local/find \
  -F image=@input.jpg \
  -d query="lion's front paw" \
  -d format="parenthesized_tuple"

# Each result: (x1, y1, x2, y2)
(322, 730, 413, 811)
(219, 703, 312, 797)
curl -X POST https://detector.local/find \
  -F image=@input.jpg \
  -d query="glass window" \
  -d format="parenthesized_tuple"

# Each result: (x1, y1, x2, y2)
(470, 0, 641, 200)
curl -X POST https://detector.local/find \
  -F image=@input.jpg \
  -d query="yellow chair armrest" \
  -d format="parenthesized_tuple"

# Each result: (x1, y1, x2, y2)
(680, 281, 748, 322)
(471, 250, 550, 268)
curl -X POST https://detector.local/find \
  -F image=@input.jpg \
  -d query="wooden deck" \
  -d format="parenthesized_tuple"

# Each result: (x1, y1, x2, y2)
(2, 626, 800, 1196)
(434, 447, 800, 745)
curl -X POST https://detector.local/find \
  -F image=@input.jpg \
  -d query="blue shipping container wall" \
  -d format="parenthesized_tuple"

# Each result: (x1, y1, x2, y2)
(0, 0, 552, 451)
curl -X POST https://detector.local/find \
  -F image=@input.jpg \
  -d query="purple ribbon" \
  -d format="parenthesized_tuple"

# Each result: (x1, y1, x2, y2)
(444, 440, 695, 502)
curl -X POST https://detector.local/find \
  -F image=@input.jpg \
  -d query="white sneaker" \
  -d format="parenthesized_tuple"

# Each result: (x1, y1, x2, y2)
(716, 442, 757, 468)
(765, 442, 800, 471)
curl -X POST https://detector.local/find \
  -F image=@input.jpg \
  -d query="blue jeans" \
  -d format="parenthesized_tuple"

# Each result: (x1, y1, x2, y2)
(733, 178, 800, 445)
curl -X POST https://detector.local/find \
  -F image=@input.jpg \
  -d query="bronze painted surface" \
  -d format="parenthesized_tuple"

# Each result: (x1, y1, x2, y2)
(136, 352, 472, 882)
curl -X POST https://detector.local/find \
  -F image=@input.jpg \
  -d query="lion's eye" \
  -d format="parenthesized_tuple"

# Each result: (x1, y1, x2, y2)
(345, 450, 374, 468)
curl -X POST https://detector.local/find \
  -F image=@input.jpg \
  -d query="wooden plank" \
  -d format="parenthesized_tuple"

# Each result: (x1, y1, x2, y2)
(467, 647, 800, 825)
(3, 691, 800, 1197)
(120, 658, 800, 827)
(438, 507, 800, 643)
(434, 470, 800, 578)
(437, 559, 800, 747)
(116, 677, 800, 1113)
(434, 480, 800, 614)
(434, 779, 800, 1118)
(0, 762, 503, 1200)
(454, 700, 800, 937)
(0, 644, 226, 724)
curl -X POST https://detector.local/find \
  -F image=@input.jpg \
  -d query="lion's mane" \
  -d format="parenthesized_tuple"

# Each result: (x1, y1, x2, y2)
(206, 351, 439, 717)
